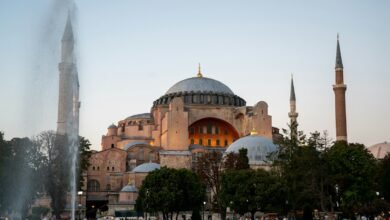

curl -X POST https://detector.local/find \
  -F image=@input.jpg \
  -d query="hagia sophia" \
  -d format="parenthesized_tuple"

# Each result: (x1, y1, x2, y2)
(49, 15, 390, 218)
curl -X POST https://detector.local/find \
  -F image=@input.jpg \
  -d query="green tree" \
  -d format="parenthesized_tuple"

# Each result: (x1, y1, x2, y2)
(136, 167, 205, 220)
(224, 148, 250, 171)
(273, 130, 333, 217)
(221, 169, 284, 218)
(77, 137, 91, 190)
(323, 142, 378, 217)
(0, 133, 45, 218)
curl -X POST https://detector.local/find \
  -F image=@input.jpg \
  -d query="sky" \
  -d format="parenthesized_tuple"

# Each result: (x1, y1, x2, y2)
(0, 1, 389, 150)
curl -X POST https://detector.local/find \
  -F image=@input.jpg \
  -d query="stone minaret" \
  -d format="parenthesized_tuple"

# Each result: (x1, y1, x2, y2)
(333, 35, 347, 142)
(57, 14, 80, 135)
(288, 75, 298, 139)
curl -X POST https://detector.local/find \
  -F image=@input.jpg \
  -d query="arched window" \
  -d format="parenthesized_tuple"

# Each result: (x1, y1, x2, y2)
(87, 180, 100, 192)
(138, 122, 143, 131)
(138, 148, 144, 160)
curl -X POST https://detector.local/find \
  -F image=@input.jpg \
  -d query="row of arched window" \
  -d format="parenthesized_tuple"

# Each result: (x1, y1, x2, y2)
(154, 93, 245, 107)
(87, 180, 112, 192)
(91, 166, 115, 171)
(190, 138, 229, 147)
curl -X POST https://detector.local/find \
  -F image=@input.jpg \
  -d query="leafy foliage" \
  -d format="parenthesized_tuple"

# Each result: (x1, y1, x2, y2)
(136, 167, 205, 220)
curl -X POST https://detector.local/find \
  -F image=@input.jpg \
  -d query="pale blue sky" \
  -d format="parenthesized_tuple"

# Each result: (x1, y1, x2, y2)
(1, 1, 389, 150)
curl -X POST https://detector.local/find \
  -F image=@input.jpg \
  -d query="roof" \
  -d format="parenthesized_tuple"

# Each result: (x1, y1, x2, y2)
(121, 184, 138, 192)
(62, 13, 74, 42)
(290, 77, 296, 101)
(368, 142, 390, 159)
(123, 141, 149, 151)
(126, 113, 151, 120)
(133, 162, 161, 173)
(336, 35, 343, 68)
(165, 77, 234, 95)
(225, 135, 278, 165)
(159, 150, 192, 156)
(108, 124, 117, 129)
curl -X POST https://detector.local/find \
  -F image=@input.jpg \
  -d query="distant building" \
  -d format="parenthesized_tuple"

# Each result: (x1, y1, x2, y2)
(368, 142, 390, 159)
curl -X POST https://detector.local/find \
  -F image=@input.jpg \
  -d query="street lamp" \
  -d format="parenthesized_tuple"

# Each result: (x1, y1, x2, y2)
(230, 201, 234, 220)
(78, 191, 83, 220)
(203, 201, 206, 220)
(335, 184, 339, 209)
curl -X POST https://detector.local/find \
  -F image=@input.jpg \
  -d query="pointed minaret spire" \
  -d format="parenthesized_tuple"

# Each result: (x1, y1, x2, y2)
(197, 63, 203, 78)
(336, 33, 343, 69)
(290, 74, 296, 101)
(62, 12, 74, 42)
(333, 34, 348, 142)
(288, 74, 298, 139)
(61, 11, 74, 63)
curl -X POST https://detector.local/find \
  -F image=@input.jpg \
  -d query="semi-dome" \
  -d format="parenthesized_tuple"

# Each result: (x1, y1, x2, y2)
(225, 135, 278, 165)
(133, 162, 160, 173)
(124, 141, 149, 151)
(368, 142, 390, 159)
(121, 184, 138, 192)
(165, 77, 234, 95)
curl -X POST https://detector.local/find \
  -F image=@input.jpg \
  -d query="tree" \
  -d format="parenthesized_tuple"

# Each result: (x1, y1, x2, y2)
(0, 132, 45, 219)
(221, 169, 284, 218)
(77, 137, 91, 190)
(224, 148, 250, 171)
(323, 142, 378, 217)
(193, 151, 226, 219)
(273, 130, 333, 217)
(33, 131, 91, 219)
(136, 167, 205, 220)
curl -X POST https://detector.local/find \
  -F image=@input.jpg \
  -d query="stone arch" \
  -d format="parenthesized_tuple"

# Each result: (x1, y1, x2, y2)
(188, 117, 239, 148)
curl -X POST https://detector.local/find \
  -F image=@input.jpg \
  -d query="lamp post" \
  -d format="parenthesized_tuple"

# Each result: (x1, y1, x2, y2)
(335, 184, 339, 209)
(77, 191, 83, 220)
(203, 201, 206, 220)
(230, 201, 234, 220)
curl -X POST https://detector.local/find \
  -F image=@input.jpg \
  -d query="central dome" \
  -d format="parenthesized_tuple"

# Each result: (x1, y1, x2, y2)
(165, 77, 234, 95)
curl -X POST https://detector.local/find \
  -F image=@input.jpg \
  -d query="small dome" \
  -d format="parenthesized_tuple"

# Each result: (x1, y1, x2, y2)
(124, 141, 149, 151)
(126, 113, 151, 120)
(108, 124, 117, 129)
(368, 142, 390, 159)
(133, 162, 160, 173)
(225, 135, 278, 165)
(166, 77, 234, 95)
(121, 184, 138, 192)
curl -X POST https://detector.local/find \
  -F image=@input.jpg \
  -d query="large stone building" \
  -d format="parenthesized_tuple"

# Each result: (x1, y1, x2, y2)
(85, 66, 281, 217)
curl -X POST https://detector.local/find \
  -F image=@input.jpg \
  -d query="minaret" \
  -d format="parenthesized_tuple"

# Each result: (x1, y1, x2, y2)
(288, 75, 298, 139)
(333, 34, 347, 142)
(57, 13, 80, 135)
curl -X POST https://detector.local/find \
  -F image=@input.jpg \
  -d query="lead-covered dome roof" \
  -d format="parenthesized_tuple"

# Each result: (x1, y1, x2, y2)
(368, 142, 390, 159)
(154, 74, 246, 107)
(165, 77, 234, 95)
(121, 184, 138, 192)
(133, 162, 161, 173)
(225, 135, 278, 165)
